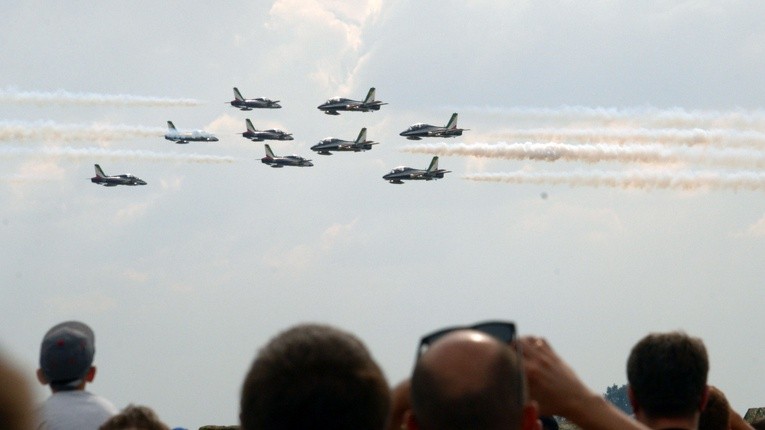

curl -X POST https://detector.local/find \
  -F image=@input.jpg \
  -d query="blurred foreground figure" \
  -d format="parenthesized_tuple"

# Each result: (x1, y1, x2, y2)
(0, 351, 35, 430)
(699, 386, 730, 430)
(239, 323, 390, 430)
(407, 320, 652, 430)
(388, 379, 412, 430)
(36, 321, 118, 430)
(699, 386, 756, 430)
(627, 331, 709, 430)
(408, 328, 536, 430)
(99, 404, 170, 430)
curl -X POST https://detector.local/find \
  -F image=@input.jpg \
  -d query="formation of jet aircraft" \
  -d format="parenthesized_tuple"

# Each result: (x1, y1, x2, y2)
(90, 164, 146, 186)
(241, 119, 293, 141)
(164, 121, 218, 144)
(399, 113, 467, 140)
(261, 144, 313, 168)
(229, 87, 281, 110)
(317, 87, 387, 115)
(310, 127, 377, 155)
(92, 86, 462, 188)
(382, 156, 451, 184)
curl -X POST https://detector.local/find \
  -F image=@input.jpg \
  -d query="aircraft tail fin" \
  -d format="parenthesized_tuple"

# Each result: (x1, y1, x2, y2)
(446, 113, 458, 130)
(233, 87, 244, 101)
(356, 127, 367, 144)
(94, 164, 106, 178)
(167, 121, 177, 131)
(264, 144, 276, 158)
(364, 87, 376, 104)
(427, 156, 439, 173)
(245, 118, 256, 133)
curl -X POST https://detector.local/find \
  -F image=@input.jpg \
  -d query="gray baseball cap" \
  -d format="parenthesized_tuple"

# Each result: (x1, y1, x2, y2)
(39, 321, 95, 389)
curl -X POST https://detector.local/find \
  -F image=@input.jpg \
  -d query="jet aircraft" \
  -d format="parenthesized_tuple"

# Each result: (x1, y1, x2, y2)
(165, 121, 218, 144)
(399, 113, 467, 140)
(228, 87, 281, 110)
(90, 164, 146, 186)
(382, 156, 451, 184)
(241, 119, 293, 141)
(317, 87, 387, 115)
(310, 127, 378, 155)
(261, 144, 313, 168)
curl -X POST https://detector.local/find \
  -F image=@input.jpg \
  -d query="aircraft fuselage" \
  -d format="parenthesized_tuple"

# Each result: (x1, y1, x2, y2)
(243, 129, 293, 141)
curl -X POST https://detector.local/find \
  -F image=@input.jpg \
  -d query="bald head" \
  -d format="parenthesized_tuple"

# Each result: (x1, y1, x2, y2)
(410, 330, 526, 430)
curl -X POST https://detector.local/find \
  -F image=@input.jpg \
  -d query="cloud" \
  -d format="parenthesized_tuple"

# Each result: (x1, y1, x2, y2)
(513, 201, 624, 244)
(266, 0, 383, 91)
(741, 214, 765, 237)
(320, 218, 359, 251)
(45, 292, 116, 314)
(263, 219, 360, 275)
(160, 176, 183, 191)
(123, 269, 149, 283)
(114, 202, 151, 225)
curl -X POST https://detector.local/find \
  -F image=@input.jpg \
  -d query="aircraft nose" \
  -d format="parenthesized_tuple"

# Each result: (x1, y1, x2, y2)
(399, 131, 407, 136)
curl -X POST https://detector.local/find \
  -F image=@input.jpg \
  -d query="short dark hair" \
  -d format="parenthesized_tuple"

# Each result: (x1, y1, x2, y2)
(99, 404, 169, 430)
(627, 332, 709, 419)
(698, 387, 730, 430)
(240, 324, 390, 430)
(410, 339, 525, 430)
(751, 418, 765, 430)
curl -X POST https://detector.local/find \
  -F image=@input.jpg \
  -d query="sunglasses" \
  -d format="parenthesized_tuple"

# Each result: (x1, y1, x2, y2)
(417, 320, 517, 357)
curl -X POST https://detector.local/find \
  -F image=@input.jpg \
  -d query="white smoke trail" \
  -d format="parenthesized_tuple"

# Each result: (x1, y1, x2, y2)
(0, 121, 165, 142)
(0, 146, 235, 164)
(0, 88, 202, 107)
(464, 170, 765, 192)
(454, 105, 765, 130)
(494, 128, 765, 148)
(403, 142, 765, 169)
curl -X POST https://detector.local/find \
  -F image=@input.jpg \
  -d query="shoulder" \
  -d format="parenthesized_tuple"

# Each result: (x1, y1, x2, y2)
(38, 391, 118, 430)
(39, 391, 118, 420)
(80, 391, 119, 414)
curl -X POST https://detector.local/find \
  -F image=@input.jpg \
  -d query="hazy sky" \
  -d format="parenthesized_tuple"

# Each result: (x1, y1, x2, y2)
(2, 1, 765, 428)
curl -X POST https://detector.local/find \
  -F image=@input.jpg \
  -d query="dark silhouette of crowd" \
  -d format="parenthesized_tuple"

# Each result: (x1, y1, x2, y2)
(0, 319, 761, 430)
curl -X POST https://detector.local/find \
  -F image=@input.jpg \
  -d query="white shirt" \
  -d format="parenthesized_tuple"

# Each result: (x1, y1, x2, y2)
(37, 390, 118, 430)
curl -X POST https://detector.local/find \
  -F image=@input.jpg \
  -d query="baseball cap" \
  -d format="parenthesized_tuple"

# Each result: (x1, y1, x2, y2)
(39, 321, 95, 389)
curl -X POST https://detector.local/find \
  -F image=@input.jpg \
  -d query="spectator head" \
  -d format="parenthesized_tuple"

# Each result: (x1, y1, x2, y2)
(99, 404, 170, 430)
(388, 379, 411, 430)
(408, 328, 533, 430)
(698, 386, 730, 430)
(0, 352, 35, 430)
(627, 331, 709, 421)
(240, 323, 390, 430)
(37, 321, 96, 391)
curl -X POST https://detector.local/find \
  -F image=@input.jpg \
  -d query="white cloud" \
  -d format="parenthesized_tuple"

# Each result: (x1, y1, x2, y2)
(46, 292, 116, 314)
(122, 269, 149, 283)
(266, 0, 383, 91)
(263, 219, 361, 275)
(740, 214, 765, 238)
